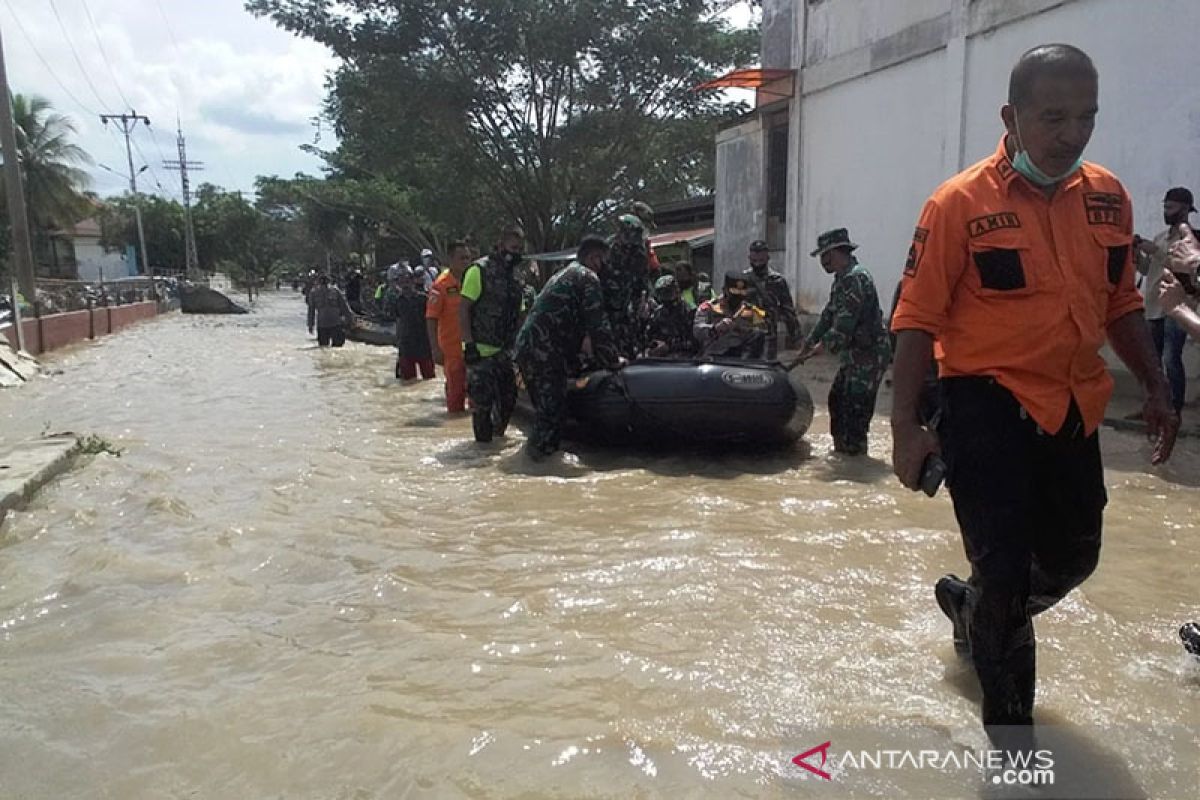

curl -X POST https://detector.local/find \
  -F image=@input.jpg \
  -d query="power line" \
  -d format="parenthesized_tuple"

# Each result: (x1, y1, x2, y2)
(0, 0, 99, 117)
(153, 0, 182, 59)
(78, 0, 133, 110)
(46, 0, 115, 112)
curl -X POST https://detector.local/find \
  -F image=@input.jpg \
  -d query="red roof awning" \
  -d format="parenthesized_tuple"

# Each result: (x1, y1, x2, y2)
(694, 68, 794, 93)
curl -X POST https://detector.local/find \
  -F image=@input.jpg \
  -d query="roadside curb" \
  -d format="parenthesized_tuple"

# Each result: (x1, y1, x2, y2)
(0, 435, 80, 524)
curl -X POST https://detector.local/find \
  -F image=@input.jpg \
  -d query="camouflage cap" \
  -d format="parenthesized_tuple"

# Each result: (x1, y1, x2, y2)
(631, 201, 656, 229)
(653, 274, 678, 299)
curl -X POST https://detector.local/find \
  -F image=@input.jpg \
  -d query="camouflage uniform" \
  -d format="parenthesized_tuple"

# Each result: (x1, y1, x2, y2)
(805, 261, 892, 455)
(464, 252, 523, 441)
(516, 261, 619, 456)
(603, 216, 651, 358)
(742, 266, 801, 360)
(643, 292, 698, 358)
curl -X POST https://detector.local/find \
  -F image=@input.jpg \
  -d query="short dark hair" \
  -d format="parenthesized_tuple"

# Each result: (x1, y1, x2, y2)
(577, 234, 610, 261)
(447, 240, 469, 255)
(501, 226, 525, 242)
(674, 260, 693, 275)
(1008, 44, 1097, 108)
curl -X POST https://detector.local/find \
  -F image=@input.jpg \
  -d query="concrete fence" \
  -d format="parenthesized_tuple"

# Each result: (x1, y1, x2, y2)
(0, 301, 166, 356)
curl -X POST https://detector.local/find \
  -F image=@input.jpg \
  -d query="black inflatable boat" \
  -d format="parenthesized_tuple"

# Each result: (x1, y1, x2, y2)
(346, 317, 396, 346)
(561, 357, 814, 445)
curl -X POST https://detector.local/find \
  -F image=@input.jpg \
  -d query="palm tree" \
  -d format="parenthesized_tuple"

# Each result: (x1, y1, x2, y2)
(1, 94, 93, 273)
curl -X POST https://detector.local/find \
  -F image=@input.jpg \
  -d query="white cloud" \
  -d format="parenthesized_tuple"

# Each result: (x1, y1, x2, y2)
(0, 0, 339, 200)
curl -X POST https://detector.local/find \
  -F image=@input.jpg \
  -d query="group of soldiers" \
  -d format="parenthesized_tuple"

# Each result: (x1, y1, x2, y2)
(456, 203, 893, 461)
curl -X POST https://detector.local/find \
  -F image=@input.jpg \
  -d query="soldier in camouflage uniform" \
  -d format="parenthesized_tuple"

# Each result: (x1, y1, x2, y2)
(741, 239, 802, 360)
(459, 227, 526, 443)
(603, 213, 652, 358)
(642, 275, 698, 357)
(516, 236, 623, 459)
(798, 228, 892, 456)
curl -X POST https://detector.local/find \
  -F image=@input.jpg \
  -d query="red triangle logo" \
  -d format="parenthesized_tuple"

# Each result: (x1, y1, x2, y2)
(792, 741, 833, 780)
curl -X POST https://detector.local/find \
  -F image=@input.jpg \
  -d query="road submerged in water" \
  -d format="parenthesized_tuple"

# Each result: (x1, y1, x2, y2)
(0, 292, 1196, 799)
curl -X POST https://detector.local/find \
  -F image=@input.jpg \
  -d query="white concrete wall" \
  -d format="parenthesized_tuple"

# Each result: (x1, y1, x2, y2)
(795, 49, 948, 309)
(780, 0, 1200, 311)
(74, 240, 129, 283)
(805, 0, 951, 64)
(715, 116, 766, 282)
(962, 0, 1200, 238)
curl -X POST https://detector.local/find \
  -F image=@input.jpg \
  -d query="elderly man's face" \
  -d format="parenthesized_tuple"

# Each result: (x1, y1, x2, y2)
(1003, 73, 1098, 179)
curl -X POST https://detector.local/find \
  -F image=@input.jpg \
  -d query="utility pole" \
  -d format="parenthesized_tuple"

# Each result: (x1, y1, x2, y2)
(100, 111, 151, 280)
(162, 122, 202, 279)
(0, 24, 37, 304)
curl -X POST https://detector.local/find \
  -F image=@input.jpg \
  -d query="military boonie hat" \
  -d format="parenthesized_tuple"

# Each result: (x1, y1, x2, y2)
(810, 227, 859, 257)
(748, 239, 770, 253)
(653, 274, 677, 299)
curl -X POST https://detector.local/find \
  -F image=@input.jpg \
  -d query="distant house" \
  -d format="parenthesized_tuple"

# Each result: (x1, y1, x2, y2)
(39, 216, 130, 282)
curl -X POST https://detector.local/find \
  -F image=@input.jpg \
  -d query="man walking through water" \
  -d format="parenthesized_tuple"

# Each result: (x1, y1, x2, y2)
(797, 228, 891, 456)
(891, 44, 1178, 761)
(459, 227, 525, 443)
(426, 241, 472, 413)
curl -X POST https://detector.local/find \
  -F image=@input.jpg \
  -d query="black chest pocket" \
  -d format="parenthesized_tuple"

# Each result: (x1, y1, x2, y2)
(972, 248, 1026, 291)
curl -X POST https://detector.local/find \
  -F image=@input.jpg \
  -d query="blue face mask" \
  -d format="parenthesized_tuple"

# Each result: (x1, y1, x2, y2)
(1010, 112, 1083, 186)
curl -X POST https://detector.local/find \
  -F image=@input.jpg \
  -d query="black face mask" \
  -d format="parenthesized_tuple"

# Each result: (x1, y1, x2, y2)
(750, 263, 768, 275)
(1165, 211, 1189, 226)
(726, 294, 743, 312)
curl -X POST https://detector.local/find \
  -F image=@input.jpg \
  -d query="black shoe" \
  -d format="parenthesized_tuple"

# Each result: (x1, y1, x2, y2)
(1181, 622, 1200, 657)
(472, 409, 493, 443)
(935, 574, 972, 658)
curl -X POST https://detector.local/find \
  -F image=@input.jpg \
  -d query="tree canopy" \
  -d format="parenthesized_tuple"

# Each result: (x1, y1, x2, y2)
(246, 0, 755, 251)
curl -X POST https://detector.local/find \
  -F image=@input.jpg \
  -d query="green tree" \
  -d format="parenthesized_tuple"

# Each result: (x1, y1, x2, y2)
(246, 0, 755, 250)
(0, 94, 93, 273)
(192, 184, 289, 290)
(97, 194, 187, 273)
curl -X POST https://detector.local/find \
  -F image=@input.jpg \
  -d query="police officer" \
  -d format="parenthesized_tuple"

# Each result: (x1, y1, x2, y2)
(516, 235, 622, 460)
(459, 227, 526, 443)
(693, 274, 768, 359)
(798, 228, 891, 456)
(741, 240, 801, 359)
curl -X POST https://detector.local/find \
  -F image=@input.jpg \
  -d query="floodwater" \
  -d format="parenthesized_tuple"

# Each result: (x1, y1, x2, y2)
(0, 293, 1196, 799)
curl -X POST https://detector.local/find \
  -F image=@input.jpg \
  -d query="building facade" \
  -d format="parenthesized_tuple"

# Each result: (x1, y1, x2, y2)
(715, 0, 1200, 311)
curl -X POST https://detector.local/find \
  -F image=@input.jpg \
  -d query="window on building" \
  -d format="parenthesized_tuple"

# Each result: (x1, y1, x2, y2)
(767, 121, 789, 222)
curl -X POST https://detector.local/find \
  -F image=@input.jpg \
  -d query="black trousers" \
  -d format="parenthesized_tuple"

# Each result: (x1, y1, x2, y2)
(940, 378, 1105, 746)
(317, 325, 346, 347)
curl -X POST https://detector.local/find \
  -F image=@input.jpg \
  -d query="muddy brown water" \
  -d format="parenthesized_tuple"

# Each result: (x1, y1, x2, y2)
(1, 293, 1196, 799)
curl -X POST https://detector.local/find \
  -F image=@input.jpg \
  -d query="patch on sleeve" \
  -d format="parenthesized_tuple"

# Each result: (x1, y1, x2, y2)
(904, 227, 928, 277)
(1084, 192, 1123, 227)
(967, 212, 1022, 238)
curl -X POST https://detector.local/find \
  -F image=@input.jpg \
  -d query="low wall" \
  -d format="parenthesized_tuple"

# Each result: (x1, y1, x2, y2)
(0, 301, 165, 356)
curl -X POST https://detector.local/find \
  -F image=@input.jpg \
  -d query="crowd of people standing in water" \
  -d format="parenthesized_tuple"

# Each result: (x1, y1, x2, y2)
(300, 42, 1200, 778)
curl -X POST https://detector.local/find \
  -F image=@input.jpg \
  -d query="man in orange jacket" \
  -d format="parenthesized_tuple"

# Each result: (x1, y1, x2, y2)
(891, 44, 1177, 761)
(425, 241, 472, 412)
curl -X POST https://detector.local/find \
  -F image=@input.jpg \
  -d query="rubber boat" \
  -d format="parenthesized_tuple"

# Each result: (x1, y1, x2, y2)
(560, 357, 814, 445)
(346, 317, 396, 346)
